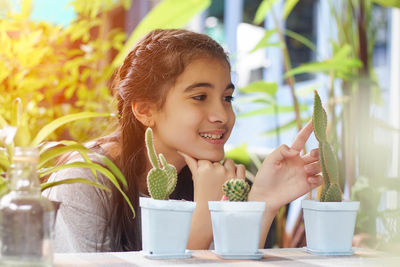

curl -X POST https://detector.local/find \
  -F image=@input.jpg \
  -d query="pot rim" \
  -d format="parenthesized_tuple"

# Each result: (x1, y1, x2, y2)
(302, 199, 360, 211)
(139, 197, 196, 211)
(208, 201, 266, 211)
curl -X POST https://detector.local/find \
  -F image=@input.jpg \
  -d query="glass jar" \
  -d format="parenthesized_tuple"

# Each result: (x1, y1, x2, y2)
(0, 147, 55, 266)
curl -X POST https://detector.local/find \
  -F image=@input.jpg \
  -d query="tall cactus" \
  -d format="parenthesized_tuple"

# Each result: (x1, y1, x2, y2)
(222, 179, 250, 201)
(145, 128, 177, 200)
(312, 91, 342, 202)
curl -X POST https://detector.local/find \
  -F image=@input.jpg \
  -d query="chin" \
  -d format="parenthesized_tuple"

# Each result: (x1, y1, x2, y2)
(196, 151, 225, 162)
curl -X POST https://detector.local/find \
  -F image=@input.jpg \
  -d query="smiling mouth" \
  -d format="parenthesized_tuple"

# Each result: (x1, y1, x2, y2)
(199, 133, 224, 140)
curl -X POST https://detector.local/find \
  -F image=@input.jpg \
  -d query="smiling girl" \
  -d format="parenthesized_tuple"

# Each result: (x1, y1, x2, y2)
(44, 29, 321, 252)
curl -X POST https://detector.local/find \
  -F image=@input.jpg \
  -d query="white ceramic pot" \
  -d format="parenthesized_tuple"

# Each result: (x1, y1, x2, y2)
(302, 199, 360, 255)
(208, 201, 266, 259)
(139, 197, 196, 259)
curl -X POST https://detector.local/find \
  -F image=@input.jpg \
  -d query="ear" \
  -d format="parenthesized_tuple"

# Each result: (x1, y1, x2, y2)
(131, 102, 156, 127)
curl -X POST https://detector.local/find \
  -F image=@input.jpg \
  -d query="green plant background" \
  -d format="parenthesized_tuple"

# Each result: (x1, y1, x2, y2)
(227, 0, 400, 251)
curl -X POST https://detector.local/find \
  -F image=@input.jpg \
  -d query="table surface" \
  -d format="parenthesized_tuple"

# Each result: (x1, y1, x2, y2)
(54, 247, 399, 266)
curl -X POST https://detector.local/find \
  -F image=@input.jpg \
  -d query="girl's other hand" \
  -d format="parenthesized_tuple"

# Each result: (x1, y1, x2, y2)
(248, 121, 322, 213)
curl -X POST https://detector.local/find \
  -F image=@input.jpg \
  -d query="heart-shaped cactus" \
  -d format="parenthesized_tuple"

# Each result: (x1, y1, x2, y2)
(145, 128, 177, 200)
(222, 178, 250, 201)
(312, 90, 342, 202)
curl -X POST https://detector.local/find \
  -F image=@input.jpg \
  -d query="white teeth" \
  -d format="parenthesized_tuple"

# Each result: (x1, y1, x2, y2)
(200, 133, 223, 140)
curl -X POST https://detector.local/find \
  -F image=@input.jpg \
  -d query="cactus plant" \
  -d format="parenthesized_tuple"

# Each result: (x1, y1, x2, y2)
(145, 128, 177, 200)
(222, 179, 250, 201)
(312, 90, 342, 202)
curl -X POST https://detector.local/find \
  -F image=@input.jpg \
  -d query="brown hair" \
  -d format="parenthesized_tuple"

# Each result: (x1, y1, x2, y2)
(108, 29, 229, 251)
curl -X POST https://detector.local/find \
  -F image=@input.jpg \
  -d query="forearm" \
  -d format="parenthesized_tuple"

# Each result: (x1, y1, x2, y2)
(249, 188, 279, 248)
(187, 202, 213, 249)
(257, 208, 277, 248)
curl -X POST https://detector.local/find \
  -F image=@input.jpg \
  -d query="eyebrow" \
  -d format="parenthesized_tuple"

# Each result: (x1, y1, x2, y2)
(184, 82, 235, 92)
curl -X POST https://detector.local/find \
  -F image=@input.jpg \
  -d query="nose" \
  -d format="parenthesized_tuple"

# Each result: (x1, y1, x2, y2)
(208, 100, 229, 124)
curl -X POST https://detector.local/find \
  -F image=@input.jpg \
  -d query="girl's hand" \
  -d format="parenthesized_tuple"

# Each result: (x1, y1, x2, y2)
(248, 121, 322, 213)
(178, 152, 245, 203)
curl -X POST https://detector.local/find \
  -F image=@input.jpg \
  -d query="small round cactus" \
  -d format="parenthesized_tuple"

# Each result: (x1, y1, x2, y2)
(222, 178, 250, 201)
(145, 128, 177, 200)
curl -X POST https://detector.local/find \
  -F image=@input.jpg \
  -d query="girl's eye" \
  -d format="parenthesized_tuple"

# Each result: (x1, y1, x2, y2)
(224, 95, 235, 103)
(192, 95, 206, 101)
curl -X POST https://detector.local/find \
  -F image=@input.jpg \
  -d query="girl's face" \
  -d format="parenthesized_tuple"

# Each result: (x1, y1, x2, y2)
(152, 57, 235, 167)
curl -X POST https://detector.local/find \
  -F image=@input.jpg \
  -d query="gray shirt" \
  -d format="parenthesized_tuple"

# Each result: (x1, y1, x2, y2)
(43, 165, 113, 252)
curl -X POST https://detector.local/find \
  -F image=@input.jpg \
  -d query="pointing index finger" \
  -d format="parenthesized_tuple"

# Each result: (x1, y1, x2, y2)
(291, 120, 313, 152)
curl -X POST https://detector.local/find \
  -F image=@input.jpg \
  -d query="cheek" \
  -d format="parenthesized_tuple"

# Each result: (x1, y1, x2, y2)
(230, 110, 236, 126)
(226, 109, 236, 133)
(179, 109, 204, 128)
(163, 111, 202, 140)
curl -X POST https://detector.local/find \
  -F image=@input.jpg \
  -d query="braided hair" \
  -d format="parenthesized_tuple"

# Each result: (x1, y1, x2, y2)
(108, 29, 229, 251)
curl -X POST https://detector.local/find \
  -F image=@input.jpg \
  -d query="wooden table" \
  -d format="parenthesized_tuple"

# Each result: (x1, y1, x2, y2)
(54, 247, 399, 266)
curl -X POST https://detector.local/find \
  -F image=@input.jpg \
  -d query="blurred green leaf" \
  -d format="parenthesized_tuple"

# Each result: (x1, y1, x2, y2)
(283, 0, 299, 19)
(31, 112, 114, 147)
(40, 161, 135, 217)
(240, 81, 278, 95)
(96, 154, 128, 189)
(372, 0, 400, 8)
(0, 149, 10, 172)
(250, 29, 278, 53)
(285, 49, 362, 78)
(225, 143, 251, 166)
(253, 0, 280, 25)
(38, 143, 92, 168)
(285, 29, 317, 53)
(38, 140, 79, 154)
(38, 140, 98, 179)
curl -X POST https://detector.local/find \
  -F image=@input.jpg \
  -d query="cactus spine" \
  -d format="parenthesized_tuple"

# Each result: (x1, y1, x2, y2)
(145, 128, 177, 200)
(222, 179, 250, 201)
(312, 91, 342, 202)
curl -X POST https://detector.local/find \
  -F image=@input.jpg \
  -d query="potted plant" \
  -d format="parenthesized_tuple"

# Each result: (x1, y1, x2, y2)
(0, 101, 134, 265)
(139, 128, 196, 259)
(301, 91, 360, 255)
(208, 179, 265, 259)
(0, 102, 133, 212)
